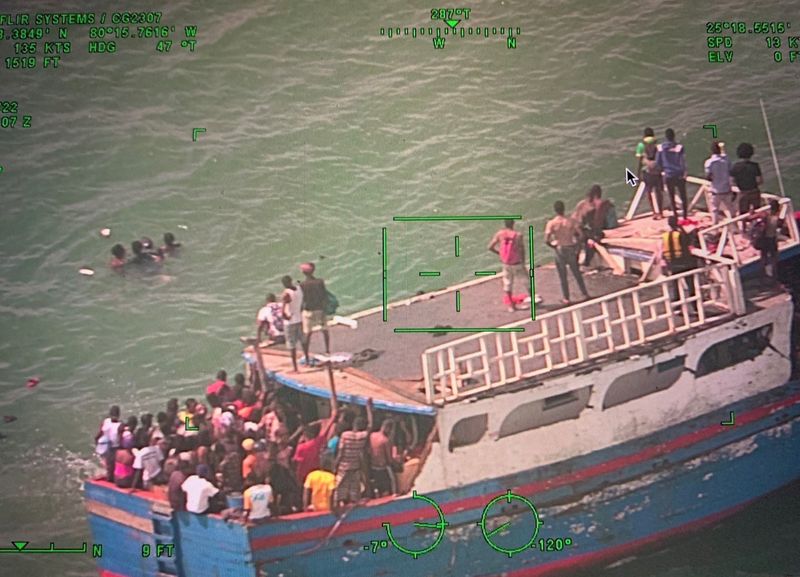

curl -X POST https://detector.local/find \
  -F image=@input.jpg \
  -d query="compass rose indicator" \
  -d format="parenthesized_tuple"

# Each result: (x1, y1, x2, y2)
(477, 490, 543, 558)
(382, 490, 449, 559)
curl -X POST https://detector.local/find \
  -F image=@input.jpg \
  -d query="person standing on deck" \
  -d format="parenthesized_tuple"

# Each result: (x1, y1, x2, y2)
(546, 201, 590, 305)
(572, 185, 608, 267)
(730, 142, 764, 228)
(704, 141, 735, 226)
(95, 405, 122, 482)
(656, 128, 689, 220)
(334, 399, 373, 508)
(659, 216, 698, 309)
(299, 262, 330, 363)
(635, 128, 664, 219)
(488, 219, 540, 312)
(281, 275, 304, 372)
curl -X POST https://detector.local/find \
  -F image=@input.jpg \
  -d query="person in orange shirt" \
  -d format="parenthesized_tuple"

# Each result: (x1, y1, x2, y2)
(241, 438, 257, 481)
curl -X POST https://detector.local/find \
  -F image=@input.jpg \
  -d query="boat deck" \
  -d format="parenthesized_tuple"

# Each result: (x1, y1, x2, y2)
(249, 187, 799, 409)
(255, 267, 637, 404)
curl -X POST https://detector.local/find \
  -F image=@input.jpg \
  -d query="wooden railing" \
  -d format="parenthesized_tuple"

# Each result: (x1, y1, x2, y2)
(696, 195, 799, 265)
(421, 262, 745, 404)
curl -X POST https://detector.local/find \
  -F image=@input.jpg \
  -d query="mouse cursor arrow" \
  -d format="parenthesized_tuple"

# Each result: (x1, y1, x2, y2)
(625, 168, 639, 188)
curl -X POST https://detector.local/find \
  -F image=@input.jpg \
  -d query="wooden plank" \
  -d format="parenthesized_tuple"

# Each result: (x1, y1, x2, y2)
(85, 499, 153, 534)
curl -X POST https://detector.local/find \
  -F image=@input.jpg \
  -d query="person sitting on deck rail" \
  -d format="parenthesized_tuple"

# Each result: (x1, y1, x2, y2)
(130, 434, 166, 492)
(304, 454, 337, 512)
(299, 262, 331, 362)
(369, 419, 400, 497)
(113, 431, 136, 489)
(257, 293, 285, 345)
(334, 398, 374, 508)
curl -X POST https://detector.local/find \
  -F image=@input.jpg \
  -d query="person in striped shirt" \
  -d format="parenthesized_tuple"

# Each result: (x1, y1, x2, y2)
(334, 398, 373, 508)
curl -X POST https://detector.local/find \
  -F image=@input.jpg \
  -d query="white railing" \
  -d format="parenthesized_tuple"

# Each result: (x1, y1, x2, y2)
(625, 175, 710, 221)
(696, 195, 799, 265)
(422, 262, 745, 404)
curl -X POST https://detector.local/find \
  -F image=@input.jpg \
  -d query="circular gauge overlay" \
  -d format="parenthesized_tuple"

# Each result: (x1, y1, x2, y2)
(383, 490, 449, 559)
(477, 490, 543, 557)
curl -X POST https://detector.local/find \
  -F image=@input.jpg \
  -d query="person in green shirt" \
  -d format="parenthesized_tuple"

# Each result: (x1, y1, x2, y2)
(635, 127, 664, 219)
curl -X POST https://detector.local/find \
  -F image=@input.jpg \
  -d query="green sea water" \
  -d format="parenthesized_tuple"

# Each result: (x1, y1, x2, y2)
(1, 0, 799, 575)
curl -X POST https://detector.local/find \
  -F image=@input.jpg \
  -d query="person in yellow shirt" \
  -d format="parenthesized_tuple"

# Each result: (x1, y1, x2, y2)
(303, 455, 336, 513)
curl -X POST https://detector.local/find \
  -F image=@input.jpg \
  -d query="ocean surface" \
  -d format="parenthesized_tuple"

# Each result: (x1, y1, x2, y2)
(1, 0, 799, 575)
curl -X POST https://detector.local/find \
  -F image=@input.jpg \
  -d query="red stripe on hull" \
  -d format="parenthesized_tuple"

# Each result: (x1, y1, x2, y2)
(100, 571, 131, 577)
(252, 390, 800, 551)
(494, 499, 751, 576)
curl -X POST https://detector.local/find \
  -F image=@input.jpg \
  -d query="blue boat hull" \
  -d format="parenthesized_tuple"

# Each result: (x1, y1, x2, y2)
(86, 380, 800, 577)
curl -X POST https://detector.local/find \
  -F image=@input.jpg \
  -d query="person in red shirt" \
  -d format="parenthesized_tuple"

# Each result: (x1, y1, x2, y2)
(205, 370, 230, 408)
(293, 369, 339, 487)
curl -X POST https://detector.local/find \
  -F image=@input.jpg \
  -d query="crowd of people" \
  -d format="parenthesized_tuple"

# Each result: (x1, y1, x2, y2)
(634, 127, 791, 281)
(94, 365, 427, 522)
(488, 127, 791, 307)
(109, 232, 182, 272)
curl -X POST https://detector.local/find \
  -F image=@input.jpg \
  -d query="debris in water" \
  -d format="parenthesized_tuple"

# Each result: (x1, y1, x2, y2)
(3, 415, 17, 423)
(25, 377, 40, 388)
(100, 228, 111, 237)
(79, 267, 95, 276)
(177, 225, 188, 230)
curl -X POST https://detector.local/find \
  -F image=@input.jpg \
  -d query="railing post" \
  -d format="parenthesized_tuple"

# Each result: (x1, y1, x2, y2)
(422, 352, 433, 404)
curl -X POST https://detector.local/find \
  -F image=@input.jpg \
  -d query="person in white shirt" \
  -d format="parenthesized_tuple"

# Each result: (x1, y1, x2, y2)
(130, 438, 166, 491)
(95, 405, 122, 481)
(704, 141, 734, 225)
(281, 275, 304, 372)
(181, 467, 220, 514)
(243, 475, 273, 523)
(256, 293, 285, 344)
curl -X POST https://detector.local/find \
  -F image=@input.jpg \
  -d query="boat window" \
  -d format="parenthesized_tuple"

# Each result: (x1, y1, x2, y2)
(498, 386, 591, 439)
(448, 414, 487, 451)
(696, 325, 773, 378)
(603, 356, 686, 409)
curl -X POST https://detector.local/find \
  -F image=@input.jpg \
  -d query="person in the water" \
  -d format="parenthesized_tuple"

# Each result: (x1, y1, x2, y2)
(160, 232, 182, 256)
(130, 240, 162, 265)
(109, 244, 127, 270)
